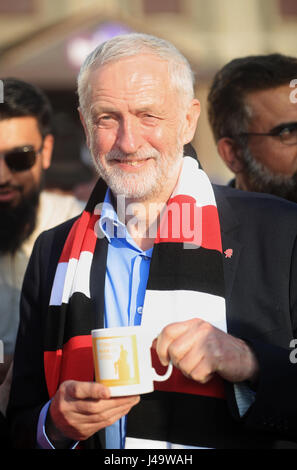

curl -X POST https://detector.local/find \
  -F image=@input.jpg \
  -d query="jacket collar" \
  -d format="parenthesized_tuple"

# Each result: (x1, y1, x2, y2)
(213, 184, 243, 305)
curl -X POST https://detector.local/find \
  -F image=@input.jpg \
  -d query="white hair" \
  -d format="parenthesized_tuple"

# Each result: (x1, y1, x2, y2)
(77, 32, 195, 116)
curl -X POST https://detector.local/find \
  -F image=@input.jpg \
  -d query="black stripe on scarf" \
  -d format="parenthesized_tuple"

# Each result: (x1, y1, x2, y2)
(126, 391, 271, 449)
(45, 294, 97, 351)
(148, 242, 225, 297)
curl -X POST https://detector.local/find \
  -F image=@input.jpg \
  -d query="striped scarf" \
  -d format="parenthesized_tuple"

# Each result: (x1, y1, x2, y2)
(44, 156, 227, 448)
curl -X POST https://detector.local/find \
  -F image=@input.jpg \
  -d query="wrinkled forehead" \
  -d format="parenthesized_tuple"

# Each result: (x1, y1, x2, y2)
(246, 84, 297, 121)
(0, 116, 42, 152)
(83, 54, 179, 110)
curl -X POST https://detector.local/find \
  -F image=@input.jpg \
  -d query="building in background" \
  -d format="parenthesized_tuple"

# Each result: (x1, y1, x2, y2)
(0, 0, 296, 196)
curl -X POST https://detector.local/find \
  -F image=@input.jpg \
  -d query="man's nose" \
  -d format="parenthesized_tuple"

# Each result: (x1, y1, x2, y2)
(0, 157, 12, 184)
(116, 117, 142, 154)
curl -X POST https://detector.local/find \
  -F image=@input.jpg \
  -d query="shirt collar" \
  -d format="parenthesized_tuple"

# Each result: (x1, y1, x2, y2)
(98, 189, 153, 257)
(99, 188, 126, 243)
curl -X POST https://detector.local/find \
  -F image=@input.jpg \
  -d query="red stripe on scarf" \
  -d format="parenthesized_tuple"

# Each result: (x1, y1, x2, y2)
(44, 349, 62, 399)
(59, 212, 99, 263)
(151, 349, 225, 399)
(202, 205, 222, 252)
(44, 335, 94, 398)
(155, 195, 222, 252)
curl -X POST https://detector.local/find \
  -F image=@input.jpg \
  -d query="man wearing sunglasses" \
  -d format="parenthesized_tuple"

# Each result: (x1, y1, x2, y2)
(207, 53, 297, 203)
(0, 78, 83, 443)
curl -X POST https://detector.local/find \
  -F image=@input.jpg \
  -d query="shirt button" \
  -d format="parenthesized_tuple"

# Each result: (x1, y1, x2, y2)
(137, 306, 143, 314)
(143, 256, 150, 261)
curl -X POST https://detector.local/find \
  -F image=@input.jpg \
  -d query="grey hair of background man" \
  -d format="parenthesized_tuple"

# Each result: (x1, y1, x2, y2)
(77, 33, 195, 121)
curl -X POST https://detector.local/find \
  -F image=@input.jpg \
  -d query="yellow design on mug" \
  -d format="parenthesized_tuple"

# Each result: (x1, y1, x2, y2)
(93, 334, 140, 386)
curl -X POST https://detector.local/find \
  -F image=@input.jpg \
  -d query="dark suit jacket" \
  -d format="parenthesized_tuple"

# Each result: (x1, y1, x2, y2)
(7, 184, 297, 448)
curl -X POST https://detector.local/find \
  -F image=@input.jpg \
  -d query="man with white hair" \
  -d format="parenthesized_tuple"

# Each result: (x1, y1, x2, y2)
(8, 34, 297, 449)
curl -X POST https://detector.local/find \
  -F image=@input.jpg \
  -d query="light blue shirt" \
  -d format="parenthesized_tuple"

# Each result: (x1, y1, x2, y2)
(37, 188, 153, 449)
(99, 189, 153, 448)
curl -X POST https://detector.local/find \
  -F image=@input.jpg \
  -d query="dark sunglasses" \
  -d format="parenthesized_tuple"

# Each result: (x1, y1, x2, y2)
(0, 144, 43, 172)
(233, 122, 297, 146)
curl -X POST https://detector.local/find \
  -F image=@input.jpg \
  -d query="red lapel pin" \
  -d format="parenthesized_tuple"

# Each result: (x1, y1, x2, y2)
(224, 248, 233, 259)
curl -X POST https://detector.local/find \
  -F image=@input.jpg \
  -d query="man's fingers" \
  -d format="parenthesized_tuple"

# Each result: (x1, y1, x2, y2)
(155, 318, 260, 384)
(167, 327, 200, 367)
(156, 318, 203, 366)
(64, 380, 140, 416)
(73, 394, 140, 419)
(98, 400, 139, 427)
(179, 353, 215, 383)
(155, 321, 190, 365)
(64, 380, 111, 401)
(49, 382, 141, 442)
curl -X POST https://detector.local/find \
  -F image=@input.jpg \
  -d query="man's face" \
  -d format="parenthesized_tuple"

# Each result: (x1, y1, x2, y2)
(242, 84, 297, 201)
(0, 116, 51, 208)
(0, 116, 53, 253)
(80, 54, 199, 204)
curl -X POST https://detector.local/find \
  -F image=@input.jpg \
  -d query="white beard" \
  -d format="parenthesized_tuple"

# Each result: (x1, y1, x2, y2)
(92, 143, 184, 201)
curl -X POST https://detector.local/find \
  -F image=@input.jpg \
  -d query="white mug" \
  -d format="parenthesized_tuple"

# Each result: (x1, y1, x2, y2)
(92, 325, 173, 397)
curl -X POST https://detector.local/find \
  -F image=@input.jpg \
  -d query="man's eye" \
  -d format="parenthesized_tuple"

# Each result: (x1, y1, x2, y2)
(141, 114, 158, 123)
(277, 124, 297, 144)
(279, 127, 292, 136)
(97, 115, 116, 126)
(279, 124, 297, 136)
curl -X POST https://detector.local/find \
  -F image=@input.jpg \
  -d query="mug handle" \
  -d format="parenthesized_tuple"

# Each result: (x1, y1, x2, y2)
(152, 361, 173, 382)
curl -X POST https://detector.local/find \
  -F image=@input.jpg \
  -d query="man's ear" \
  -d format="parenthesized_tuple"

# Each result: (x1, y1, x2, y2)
(41, 134, 54, 170)
(182, 99, 200, 145)
(217, 137, 245, 174)
(78, 107, 91, 148)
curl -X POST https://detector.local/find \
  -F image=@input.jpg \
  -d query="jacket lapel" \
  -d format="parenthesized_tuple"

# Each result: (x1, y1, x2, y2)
(213, 185, 242, 306)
